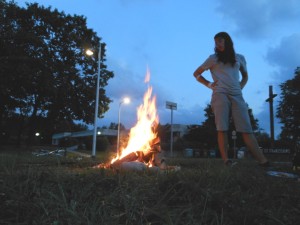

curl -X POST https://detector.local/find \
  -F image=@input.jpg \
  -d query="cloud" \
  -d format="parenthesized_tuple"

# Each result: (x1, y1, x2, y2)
(251, 34, 300, 139)
(215, 0, 300, 39)
(262, 32, 300, 99)
(102, 56, 180, 128)
(214, 0, 300, 139)
(102, 56, 207, 129)
(105, 58, 148, 100)
(265, 33, 300, 75)
(158, 104, 206, 126)
(255, 33, 300, 138)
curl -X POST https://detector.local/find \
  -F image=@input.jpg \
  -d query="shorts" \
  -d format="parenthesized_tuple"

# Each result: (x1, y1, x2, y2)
(210, 92, 253, 133)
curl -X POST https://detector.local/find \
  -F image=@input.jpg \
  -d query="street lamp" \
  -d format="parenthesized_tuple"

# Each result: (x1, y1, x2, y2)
(86, 43, 102, 158)
(166, 101, 177, 157)
(117, 97, 130, 157)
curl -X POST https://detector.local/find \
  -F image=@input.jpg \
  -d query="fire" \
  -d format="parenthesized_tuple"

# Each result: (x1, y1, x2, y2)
(111, 69, 159, 165)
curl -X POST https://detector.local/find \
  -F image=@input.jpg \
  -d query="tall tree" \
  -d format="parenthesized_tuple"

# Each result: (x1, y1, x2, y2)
(183, 105, 217, 149)
(277, 67, 300, 152)
(0, 1, 114, 143)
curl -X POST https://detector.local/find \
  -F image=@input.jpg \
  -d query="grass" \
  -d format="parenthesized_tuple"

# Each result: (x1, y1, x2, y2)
(1, 146, 300, 225)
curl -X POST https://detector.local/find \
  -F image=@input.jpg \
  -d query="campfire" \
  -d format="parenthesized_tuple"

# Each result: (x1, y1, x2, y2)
(96, 69, 179, 173)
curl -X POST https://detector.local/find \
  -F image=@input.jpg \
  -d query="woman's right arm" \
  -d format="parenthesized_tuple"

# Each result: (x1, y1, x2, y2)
(193, 66, 213, 89)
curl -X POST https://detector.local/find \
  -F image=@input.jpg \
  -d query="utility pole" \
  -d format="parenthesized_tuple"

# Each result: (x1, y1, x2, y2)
(166, 101, 177, 157)
(265, 85, 277, 149)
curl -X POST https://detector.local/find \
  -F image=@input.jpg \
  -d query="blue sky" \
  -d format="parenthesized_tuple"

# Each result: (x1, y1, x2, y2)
(16, 0, 300, 138)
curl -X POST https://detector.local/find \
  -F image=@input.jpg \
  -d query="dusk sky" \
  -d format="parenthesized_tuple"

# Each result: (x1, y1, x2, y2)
(16, 0, 300, 138)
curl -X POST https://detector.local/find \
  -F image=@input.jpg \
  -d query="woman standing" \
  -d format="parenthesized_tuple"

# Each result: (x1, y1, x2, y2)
(193, 32, 269, 167)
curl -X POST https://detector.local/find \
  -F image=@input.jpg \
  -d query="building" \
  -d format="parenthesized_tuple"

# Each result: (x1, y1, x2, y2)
(52, 128, 119, 146)
(51, 124, 190, 146)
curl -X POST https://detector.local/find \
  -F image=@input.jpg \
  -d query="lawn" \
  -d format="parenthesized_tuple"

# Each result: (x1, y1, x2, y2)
(1, 146, 300, 225)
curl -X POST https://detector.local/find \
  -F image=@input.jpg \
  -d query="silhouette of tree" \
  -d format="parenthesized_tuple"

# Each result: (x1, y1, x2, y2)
(0, 1, 114, 144)
(277, 67, 300, 152)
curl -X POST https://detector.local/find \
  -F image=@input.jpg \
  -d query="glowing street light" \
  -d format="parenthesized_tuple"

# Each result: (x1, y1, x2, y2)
(85, 43, 103, 157)
(117, 97, 130, 156)
(85, 49, 94, 56)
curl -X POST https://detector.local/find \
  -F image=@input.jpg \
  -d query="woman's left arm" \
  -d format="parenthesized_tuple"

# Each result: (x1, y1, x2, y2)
(240, 68, 248, 90)
(239, 54, 248, 89)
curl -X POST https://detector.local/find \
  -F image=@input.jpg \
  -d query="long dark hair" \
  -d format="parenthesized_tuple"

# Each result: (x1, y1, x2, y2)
(214, 32, 236, 66)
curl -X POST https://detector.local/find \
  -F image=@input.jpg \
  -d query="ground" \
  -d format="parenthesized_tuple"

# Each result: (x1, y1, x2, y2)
(1, 146, 300, 225)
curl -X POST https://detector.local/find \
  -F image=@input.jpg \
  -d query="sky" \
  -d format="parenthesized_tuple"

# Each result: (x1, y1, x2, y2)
(15, 0, 300, 138)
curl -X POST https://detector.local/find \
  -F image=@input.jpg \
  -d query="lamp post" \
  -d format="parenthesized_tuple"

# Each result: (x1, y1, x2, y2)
(86, 43, 102, 158)
(117, 97, 130, 157)
(166, 101, 177, 157)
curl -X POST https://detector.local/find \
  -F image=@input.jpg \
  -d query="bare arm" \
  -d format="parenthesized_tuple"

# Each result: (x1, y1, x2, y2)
(240, 67, 248, 89)
(193, 66, 216, 89)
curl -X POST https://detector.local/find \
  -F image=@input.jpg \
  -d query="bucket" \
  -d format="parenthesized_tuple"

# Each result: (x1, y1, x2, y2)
(184, 148, 193, 157)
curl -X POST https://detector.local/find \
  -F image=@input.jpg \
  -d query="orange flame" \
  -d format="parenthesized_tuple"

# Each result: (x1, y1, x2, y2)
(111, 69, 158, 164)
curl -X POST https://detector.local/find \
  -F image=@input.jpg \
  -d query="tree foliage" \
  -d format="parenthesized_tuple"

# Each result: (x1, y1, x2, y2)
(184, 105, 218, 149)
(108, 122, 126, 131)
(277, 67, 300, 150)
(0, 1, 114, 143)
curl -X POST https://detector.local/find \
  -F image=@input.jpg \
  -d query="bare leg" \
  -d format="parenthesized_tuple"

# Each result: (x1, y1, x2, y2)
(242, 133, 268, 164)
(218, 131, 229, 162)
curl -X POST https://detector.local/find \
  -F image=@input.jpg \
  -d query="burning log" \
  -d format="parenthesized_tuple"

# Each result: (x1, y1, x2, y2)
(110, 152, 138, 167)
(94, 71, 180, 173)
(111, 136, 162, 167)
(109, 141, 178, 173)
(102, 123, 178, 173)
(137, 136, 161, 165)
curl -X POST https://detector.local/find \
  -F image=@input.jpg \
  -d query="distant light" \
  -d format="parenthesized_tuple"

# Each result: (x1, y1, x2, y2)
(86, 49, 94, 56)
(123, 97, 130, 104)
(97, 131, 101, 135)
(35, 132, 40, 137)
